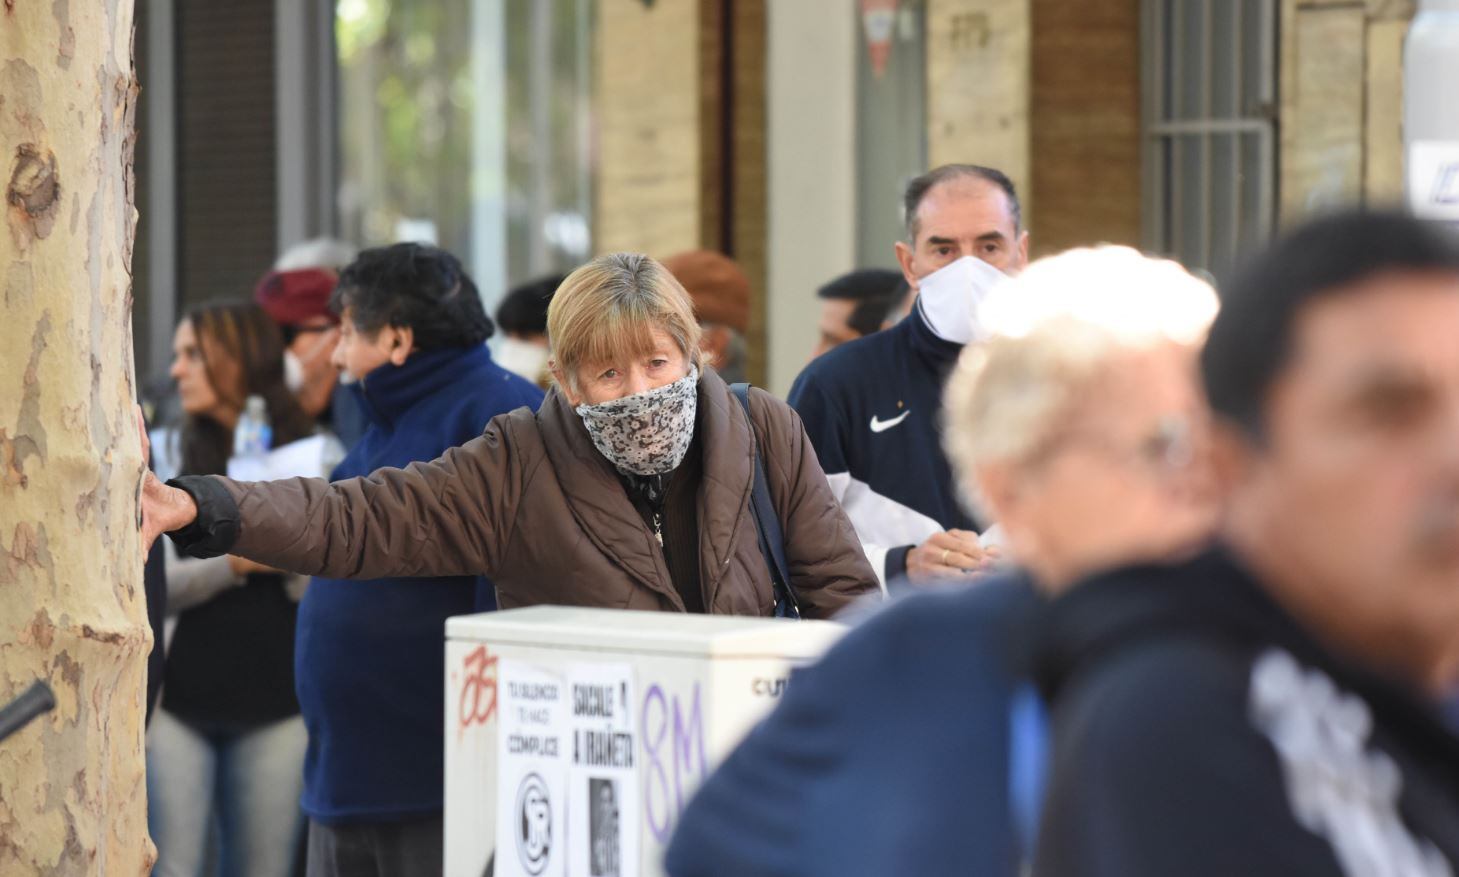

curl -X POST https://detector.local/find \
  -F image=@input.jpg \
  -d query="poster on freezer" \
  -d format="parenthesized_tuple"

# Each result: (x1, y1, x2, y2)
(567, 663, 639, 877)
(495, 660, 569, 877)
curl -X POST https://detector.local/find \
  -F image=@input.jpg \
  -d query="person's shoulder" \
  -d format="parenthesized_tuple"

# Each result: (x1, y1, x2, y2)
(866, 574, 1040, 641)
(1058, 631, 1255, 766)
(455, 354, 546, 405)
(434, 360, 541, 421)
(807, 575, 1041, 695)
(793, 327, 902, 393)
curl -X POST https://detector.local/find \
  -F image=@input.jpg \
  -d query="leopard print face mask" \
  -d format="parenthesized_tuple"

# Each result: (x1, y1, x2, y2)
(575, 367, 699, 476)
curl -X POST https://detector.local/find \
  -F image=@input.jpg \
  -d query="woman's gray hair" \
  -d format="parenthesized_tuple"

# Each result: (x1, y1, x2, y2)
(943, 245, 1218, 491)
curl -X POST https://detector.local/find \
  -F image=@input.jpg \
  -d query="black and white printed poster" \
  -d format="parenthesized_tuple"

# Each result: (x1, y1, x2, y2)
(568, 663, 639, 877)
(496, 661, 568, 877)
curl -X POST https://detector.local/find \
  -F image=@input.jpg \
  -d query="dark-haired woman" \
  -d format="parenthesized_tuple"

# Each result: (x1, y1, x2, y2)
(299, 243, 543, 875)
(146, 301, 317, 877)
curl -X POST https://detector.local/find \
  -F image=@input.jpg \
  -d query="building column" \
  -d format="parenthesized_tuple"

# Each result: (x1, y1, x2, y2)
(1278, 0, 1415, 223)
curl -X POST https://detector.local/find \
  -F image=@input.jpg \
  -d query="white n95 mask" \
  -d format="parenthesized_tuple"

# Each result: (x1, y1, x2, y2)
(915, 256, 1008, 345)
(496, 337, 551, 384)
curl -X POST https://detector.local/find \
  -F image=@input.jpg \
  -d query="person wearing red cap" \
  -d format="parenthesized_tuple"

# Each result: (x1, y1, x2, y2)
(254, 257, 369, 451)
(254, 268, 343, 417)
(661, 250, 752, 384)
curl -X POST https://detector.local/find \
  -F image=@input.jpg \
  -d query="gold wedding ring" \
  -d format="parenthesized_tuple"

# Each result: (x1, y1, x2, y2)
(940, 548, 950, 565)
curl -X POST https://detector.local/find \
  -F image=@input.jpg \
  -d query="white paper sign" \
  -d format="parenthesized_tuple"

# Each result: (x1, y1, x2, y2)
(496, 661, 569, 877)
(1408, 140, 1459, 221)
(567, 663, 639, 877)
(226, 434, 340, 482)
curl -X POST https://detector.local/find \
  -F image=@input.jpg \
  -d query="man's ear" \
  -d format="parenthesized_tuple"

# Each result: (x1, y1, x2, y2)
(894, 240, 918, 290)
(387, 325, 414, 366)
(1014, 230, 1031, 271)
(1208, 419, 1257, 497)
(973, 463, 1019, 529)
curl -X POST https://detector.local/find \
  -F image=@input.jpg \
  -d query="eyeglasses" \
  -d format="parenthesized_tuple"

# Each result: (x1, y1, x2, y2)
(1032, 414, 1199, 476)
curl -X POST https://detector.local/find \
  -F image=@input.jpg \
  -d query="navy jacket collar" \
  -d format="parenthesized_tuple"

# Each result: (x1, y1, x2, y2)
(904, 299, 966, 373)
(355, 344, 494, 429)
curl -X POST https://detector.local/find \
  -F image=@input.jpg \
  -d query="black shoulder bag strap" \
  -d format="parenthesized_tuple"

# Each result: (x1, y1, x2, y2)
(730, 383, 802, 620)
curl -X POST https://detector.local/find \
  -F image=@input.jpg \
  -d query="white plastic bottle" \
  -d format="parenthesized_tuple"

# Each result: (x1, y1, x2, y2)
(1405, 0, 1459, 222)
(233, 395, 272, 459)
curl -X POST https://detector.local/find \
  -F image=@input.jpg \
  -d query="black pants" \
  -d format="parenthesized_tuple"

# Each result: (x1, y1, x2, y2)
(306, 814, 443, 877)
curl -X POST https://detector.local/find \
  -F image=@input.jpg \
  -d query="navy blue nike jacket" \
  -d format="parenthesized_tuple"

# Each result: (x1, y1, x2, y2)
(788, 302, 976, 585)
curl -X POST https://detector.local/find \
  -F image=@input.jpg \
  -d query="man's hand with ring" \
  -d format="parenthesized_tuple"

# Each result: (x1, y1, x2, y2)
(906, 529, 997, 584)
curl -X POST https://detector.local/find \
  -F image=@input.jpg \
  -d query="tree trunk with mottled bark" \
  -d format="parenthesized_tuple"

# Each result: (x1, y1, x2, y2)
(0, 1, 152, 873)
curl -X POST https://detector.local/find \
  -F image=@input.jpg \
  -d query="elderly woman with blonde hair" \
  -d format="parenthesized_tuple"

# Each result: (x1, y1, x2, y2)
(665, 245, 1221, 877)
(140, 252, 878, 618)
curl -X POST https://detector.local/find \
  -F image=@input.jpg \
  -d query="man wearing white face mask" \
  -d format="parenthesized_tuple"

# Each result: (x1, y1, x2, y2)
(789, 164, 1030, 589)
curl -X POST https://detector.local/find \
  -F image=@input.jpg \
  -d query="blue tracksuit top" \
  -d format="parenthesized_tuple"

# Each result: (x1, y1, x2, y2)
(295, 344, 544, 824)
(664, 574, 1044, 877)
(788, 302, 977, 584)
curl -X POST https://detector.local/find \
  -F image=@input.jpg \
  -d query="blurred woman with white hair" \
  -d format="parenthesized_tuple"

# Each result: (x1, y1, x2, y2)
(665, 245, 1221, 877)
(946, 244, 1220, 586)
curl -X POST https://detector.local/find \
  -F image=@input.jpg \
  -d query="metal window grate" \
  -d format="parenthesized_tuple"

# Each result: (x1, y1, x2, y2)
(1142, 0, 1278, 279)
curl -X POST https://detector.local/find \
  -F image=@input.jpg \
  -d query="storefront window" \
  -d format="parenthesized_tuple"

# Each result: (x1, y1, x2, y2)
(336, 0, 595, 306)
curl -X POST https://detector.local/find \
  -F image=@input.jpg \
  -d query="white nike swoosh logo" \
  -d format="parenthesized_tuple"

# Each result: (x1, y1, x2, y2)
(869, 410, 912, 433)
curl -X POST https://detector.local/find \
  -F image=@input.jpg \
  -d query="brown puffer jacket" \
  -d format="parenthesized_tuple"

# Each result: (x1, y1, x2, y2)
(208, 368, 879, 618)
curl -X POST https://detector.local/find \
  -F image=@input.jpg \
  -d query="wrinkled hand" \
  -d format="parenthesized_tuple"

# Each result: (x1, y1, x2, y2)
(906, 529, 999, 584)
(136, 405, 198, 555)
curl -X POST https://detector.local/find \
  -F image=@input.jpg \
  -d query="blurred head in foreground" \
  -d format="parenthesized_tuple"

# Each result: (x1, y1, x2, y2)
(943, 245, 1220, 590)
(1203, 211, 1459, 694)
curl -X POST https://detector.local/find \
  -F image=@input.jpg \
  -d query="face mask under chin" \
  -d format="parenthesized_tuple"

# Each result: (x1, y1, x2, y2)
(574, 367, 699, 476)
(283, 351, 306, 393)
(496, 338, 551, 383)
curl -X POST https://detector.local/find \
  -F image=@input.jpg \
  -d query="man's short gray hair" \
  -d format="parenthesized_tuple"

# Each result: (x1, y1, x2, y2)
(904, 164, 1021, 241)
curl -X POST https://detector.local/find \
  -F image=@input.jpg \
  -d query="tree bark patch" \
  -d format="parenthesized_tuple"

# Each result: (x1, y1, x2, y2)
(7, 144, 59, 239)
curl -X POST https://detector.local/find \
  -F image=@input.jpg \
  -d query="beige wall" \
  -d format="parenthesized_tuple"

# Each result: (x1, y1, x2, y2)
(594, 0, 702, 256)
(764, 0, 858, 396)
(926, 0, 1032, 224)
(1279, 0, 1414, 223)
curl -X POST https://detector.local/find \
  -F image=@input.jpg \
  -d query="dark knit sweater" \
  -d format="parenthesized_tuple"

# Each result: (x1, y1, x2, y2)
(622, 433, 704, 613)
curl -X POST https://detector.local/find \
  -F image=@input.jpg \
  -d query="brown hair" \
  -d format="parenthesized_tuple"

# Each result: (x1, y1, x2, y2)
(547, 253, 703, 391)
(177, 301, 315, 476)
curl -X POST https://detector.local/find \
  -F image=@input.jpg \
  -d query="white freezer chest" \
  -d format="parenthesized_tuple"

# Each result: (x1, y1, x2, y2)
(444, 606, 846, 877)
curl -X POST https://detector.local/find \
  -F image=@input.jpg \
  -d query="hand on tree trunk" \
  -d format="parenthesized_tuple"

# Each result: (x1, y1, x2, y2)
(136, 403, 198, 554)
(140, 472, 198, 555)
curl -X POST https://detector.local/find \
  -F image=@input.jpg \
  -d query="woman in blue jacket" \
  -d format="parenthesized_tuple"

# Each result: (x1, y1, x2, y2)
(297, 243, 543, 876)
